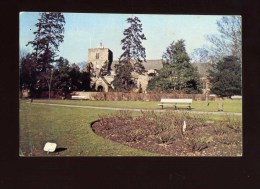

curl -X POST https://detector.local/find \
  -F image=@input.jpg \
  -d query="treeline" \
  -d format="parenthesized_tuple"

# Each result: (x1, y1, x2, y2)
(20, 54, 91, 98)
(20, 13, 242, 99)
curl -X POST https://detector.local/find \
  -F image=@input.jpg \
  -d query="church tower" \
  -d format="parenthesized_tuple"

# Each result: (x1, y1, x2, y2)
(88, 43, 113, 75)
(88, 43, 114, 92)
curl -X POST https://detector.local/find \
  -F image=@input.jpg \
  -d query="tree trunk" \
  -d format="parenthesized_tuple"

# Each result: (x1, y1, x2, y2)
(48, 84, 51, 100)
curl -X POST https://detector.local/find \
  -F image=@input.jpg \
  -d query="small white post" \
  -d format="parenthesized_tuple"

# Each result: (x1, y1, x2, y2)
(182, 121, 186, 133)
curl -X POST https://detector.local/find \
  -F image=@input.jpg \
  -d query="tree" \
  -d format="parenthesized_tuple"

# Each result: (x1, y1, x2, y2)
(113, 16, 147, 91)
(53, 57, 71, 96)
(208, 56, 241, 97)
(190, 48, 211, 63)
(26, 12, 65, 98)
(83, 62, 95, 90)
(19, 53, 37, 97)
(113, 62, 135, 92)
(69, 63, 83, 91)
(206, 16, 241, 63)
(148, 40, 202, 93)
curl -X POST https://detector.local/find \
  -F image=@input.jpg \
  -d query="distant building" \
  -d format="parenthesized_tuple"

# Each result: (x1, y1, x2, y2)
(87, 44, 211, 93)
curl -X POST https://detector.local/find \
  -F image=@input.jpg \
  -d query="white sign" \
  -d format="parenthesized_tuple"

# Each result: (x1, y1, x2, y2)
(43, 142, 57, 152)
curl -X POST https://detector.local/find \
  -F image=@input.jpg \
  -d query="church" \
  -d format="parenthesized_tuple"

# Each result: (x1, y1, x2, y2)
(87, 43, 163, 93)
(87, 43, 210, 94)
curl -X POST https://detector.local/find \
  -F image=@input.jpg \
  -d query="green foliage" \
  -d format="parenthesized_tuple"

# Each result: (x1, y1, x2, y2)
(113, 16, 147, 91)
(19, 53, 38, 96)
(53, 57, 71, 93)
(27, 12, 65, 73)
(119, 17, 147, 67)
(113, 62, 135, 92)
(208, 56, 241, 97)
(148, 40, 202, 93)
(26, 12, 66, 94)
(69, 63, 82, 90)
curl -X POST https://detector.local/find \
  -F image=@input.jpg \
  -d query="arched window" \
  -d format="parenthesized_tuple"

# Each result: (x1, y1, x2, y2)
(96, 53, 99, 59)
(97, 85, 103, 92)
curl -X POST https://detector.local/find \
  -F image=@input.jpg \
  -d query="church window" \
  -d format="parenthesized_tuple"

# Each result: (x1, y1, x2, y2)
(96, 53, 99, 59)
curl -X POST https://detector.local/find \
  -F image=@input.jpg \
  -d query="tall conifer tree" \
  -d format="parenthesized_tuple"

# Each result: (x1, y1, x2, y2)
(113, 16, 147, 91)
(148, 40, 202, 93)
(26, 12, 65, 97)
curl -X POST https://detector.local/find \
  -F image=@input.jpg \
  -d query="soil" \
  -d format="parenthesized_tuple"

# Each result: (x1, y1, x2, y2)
(91, 114, 242, 156)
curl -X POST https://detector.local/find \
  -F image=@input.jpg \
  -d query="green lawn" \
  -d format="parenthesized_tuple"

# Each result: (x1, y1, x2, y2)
(20, 99, 242, 156)
(19, 101, 158, 156)
(33, 99, 242, 113)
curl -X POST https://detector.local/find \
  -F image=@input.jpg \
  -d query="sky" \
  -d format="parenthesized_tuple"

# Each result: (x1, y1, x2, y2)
(20, 12, 230, 64)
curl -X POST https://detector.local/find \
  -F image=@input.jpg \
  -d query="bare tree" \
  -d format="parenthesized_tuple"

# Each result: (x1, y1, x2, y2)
(190, 48, 211, 63)
(206, 16, 242, 63)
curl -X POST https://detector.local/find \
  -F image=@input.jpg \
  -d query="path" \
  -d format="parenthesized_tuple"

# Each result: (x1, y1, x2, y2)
(28, 102, 242, 115)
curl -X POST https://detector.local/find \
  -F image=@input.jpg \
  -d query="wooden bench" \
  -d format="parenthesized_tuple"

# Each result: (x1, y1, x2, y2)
(231, 95, 242, 100)
(158, 98, 192, 110)
(71, 95, 88, 100)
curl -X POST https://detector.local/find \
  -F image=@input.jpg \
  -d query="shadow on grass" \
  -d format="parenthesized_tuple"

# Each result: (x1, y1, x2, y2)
(55, 147, 67, 153)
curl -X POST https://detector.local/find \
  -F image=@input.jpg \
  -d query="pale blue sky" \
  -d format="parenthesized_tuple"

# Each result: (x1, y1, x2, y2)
(20, 12, 232, 63)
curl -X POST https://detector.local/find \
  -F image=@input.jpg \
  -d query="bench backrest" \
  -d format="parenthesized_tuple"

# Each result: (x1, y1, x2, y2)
(160, 98, 192, 103)
(71, 96, 88, 99)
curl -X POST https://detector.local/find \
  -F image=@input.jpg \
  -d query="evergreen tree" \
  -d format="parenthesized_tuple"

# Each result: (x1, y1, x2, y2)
(53, 57, 71, 95)
(208, 56, 241, 97)
(113, 16, 147, 91)
(113, 62, 135, 92)
(69, 63, 83, 90)
(26, 12, 65, 97)
(148, 40, 202, 93)
(19, 53, 37, 97)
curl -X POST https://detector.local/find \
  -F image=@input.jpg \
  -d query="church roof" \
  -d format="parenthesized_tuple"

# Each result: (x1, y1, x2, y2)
(110, 60, 212, 76)
(111, 59, 163, 71)
(191, 62, 212, 77)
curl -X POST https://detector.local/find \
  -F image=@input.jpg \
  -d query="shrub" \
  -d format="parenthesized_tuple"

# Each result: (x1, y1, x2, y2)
(215, 134, 241, 145)
(95, 110, 241, 155)
(213, 124, 229, 135)
(223, 115, 242, 132)
(156, 130, 178, 144)
(185, 136, 214, 152)
(122, 128, 146, 142)
(186, 113, 208, 128)
(89, 92, 205, 101)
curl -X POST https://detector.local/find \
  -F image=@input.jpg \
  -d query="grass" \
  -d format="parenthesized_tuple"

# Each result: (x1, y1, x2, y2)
(33, 99, 242, 113)
(19, 99, 242, 156)
(19, 101, 158, 156)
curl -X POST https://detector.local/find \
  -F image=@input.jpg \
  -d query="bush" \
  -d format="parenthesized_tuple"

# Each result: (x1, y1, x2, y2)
(215, 134, 241, 145)
(213, 124, 229, 135)
(94, 110, 241, 155)
(90, 92, 205, 101)
(223, 115, 242, 132)
(185, 136, 214, 152)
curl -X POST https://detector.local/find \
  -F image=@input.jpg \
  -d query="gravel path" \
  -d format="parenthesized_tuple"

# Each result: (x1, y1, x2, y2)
(28, 102, 242, 115)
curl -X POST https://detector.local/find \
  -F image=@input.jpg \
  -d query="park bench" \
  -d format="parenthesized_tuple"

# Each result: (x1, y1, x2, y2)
(158, 98, 192, 110)
(231, 95, 242, 100)
(71, 95, 88, 100)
